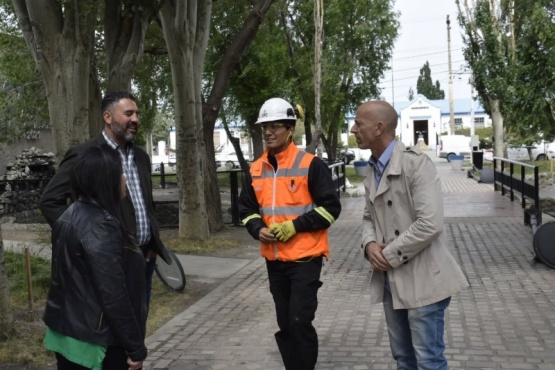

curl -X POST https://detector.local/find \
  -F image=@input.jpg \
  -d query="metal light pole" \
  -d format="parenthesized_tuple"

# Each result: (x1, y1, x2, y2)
(447, 15, 455, 135)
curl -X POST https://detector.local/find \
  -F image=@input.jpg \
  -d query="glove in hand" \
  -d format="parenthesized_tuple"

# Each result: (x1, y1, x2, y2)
(269, 220, 296, 242)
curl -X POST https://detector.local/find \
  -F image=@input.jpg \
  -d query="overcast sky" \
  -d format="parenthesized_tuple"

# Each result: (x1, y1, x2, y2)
(378, 0, 472, 107)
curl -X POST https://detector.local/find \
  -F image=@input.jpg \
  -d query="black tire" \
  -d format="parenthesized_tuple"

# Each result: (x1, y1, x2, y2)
(536, 154, 546, 161)
(533, 222, 555, 269)
(155, 249, 186, 292)
(446, 153, 456, 162)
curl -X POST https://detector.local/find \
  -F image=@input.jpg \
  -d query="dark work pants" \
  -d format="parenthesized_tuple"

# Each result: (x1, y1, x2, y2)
(55, 346, 137, 370)
(266, 256, 323, 370)
(144, 254, 156, 313)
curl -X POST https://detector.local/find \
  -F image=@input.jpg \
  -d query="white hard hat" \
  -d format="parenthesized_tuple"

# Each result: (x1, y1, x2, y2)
(255, 98, 297, 124)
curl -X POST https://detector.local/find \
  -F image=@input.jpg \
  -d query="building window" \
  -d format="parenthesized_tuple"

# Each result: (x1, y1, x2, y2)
(454, 118, 463, 127)
(474, 117, 485, 128)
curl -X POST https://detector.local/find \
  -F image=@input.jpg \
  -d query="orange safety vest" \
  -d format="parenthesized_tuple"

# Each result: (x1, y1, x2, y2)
(250, 144, 329, 261)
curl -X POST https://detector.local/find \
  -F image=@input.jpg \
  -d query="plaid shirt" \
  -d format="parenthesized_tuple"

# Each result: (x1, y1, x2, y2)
(103, 131, 151, 246)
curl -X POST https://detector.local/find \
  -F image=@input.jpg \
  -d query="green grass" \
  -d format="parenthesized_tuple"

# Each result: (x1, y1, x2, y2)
(3, 252, 51, 309)
(165, 236, 240, 255)
(345, 166, 366, 184)
(0, 252, 53, 366)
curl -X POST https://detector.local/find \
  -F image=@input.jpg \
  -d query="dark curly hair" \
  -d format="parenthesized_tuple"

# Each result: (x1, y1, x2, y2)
(101, 91, 137, 114)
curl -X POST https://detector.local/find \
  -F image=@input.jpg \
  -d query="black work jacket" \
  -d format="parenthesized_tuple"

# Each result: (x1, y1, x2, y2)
(43, 198, 147, 362)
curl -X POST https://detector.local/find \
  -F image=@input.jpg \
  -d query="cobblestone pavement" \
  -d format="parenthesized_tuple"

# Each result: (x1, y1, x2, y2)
(145, 160, 555, 370)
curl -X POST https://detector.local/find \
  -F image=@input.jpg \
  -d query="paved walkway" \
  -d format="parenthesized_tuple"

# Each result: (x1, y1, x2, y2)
(145, 160, 555, 369)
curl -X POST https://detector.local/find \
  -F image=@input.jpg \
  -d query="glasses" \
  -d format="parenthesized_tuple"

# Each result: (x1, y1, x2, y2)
(261, 122, 288, 131)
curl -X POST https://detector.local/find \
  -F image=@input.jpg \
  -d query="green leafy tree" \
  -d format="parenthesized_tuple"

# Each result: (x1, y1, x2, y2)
(457, 0, 555, 160)
(0, 31, 49, 142)
(159, 0, 276, 237)
(4, 0, 161, 157)
(457, 0, 512, 159)
(206, 1, 292, 163)
(416, 61, 445, 100)
(281, 0, 399, 159)
(505, 1, 555, 141)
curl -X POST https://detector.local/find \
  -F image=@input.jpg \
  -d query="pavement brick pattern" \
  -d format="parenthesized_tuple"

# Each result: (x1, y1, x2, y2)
(145, 162, 555, 369)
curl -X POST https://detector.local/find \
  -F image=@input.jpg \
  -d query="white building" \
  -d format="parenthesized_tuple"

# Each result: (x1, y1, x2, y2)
(395, 95, 490, 149)
(346, 95, 491, 150)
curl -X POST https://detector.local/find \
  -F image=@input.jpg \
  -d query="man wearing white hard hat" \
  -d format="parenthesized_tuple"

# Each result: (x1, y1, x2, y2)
(239, 98, 341, 370)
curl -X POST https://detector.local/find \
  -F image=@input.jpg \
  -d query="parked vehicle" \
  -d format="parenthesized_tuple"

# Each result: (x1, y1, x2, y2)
(483, 141, 555, 161)
(339, 149, 356, 164)
(321, 148, 356, 164)
(152, 162, 176, 173)
(436, 135, 472, 162)
(215, 149, 240, 170)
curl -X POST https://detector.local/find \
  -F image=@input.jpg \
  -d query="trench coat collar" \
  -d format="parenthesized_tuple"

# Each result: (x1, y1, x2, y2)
(367, 141, 407, 201)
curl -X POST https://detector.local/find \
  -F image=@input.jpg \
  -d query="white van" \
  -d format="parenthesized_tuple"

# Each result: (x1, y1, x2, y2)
(436, 135, 472, 161)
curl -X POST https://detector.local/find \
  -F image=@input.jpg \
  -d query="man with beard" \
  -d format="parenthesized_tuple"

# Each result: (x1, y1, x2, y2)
(40, 91, 171, 308)
(238, 98, 341, 370)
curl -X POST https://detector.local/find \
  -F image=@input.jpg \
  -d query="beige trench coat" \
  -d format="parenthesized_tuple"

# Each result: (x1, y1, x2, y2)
(361, 142, 468, 309)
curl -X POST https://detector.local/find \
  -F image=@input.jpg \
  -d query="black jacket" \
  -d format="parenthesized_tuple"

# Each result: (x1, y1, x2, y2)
(39, 134, 171, 264)
(43, 198, 147, 362)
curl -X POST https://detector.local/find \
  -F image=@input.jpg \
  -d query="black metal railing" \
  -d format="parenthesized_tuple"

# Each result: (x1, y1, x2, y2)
(151, 162, 177, 189)
(493, 157, 539, 210)
(326, 160, 347, 198)
(153, 161, 347, 227)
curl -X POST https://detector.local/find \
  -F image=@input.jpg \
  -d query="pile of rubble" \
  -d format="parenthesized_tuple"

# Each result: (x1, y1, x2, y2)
(2, 147, 56, 181)
(0, 147, 56, 219)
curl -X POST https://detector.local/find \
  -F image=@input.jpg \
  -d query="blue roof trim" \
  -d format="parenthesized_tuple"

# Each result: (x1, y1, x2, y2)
(395, 94, 485, 115)
(307, 94, 486, 122)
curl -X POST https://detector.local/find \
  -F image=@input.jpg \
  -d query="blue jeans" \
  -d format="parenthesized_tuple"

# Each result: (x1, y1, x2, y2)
(383, 283, 451, 370)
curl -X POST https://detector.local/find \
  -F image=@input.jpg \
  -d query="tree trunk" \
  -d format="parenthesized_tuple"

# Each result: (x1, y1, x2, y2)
(248, 113, 264, 160)
(88, 62, 103, 138)
(104, 0, 151, 92)
(202, 0, 275, 232)
(160, 1, 211, 239)
(312, 0, 323, 156)
(490, 98, 504, 160)
(0, 220, 13, 340)
(12, 0, 98, 159)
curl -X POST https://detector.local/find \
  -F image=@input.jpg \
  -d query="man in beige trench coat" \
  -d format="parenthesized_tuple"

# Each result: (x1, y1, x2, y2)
(351, 100, 468, 370)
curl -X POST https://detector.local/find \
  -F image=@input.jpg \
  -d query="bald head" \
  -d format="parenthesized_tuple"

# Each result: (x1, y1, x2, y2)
(358, 100, 398, 136)
(351, 100, 398, 156)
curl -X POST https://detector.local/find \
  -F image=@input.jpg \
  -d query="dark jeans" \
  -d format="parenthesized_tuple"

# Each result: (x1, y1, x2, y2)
(55, 346, 138, 370)
(266, 256, 323, 370)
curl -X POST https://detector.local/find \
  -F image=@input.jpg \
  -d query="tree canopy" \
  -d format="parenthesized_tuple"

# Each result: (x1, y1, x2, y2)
(457, 0, 555, 155)
(416, 61, 445, 100)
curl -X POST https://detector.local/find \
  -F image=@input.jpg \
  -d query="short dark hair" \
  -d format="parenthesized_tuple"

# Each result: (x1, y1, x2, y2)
(101, 91, 137, 113)
(70, 144, 123, 219)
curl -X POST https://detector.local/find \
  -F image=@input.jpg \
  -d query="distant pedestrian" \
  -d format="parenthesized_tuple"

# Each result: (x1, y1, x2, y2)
(351, 100, 468, 369)
(43, 145, 147, 370)
(239, 98, 341, 370)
